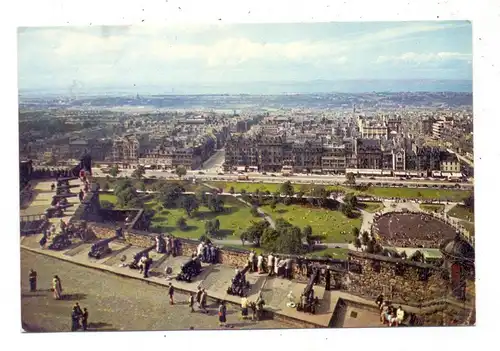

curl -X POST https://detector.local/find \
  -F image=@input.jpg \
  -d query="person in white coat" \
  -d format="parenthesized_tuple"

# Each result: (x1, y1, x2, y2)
(257, 254, 264, 274)
(274, 257, 280, 276)
(267, 253, 274, 276)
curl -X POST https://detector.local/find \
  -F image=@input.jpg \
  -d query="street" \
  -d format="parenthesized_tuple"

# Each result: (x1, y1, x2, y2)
(91, 168, 473, 189)
(21, 250, 292, 332)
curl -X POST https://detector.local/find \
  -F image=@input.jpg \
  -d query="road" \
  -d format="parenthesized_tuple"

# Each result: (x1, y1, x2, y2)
(200, 149, 225, 172)
(92, 168, 473, 189)
(21, 250, 291, 332)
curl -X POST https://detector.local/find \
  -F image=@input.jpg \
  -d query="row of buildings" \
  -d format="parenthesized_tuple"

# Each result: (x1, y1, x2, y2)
(224, 113, 462, 175)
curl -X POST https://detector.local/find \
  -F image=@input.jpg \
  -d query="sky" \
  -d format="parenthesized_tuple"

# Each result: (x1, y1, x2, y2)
(17, 21, 472, 93)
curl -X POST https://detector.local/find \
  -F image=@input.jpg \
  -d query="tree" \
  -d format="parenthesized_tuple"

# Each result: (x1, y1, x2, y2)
(311, 185, 328, 207)
(261, 228, 280, 251)
(205, 220, 216, 237)
(208, 195, 224, 213)
(275, 226, 304, 255)
(132, 165, 146, 180)
(138, 181, 146, 192)
(346, 172, 356, 185)
(361, 231, 370, 246)
(240, 189, 247, 195)
(302, 225, 313, 239)
(109, 164, 119, 178)
(229, 186, 235, 194)
(352, 227, 360, 238)
(250, 205, 260, 217)
(341, 202, 354, 218)
(280, 181, 294, 197)
(464, 194, 474, 210)
(242, 220, 269, 247)
(196, 190, 209, 206)
(157, 183, 184, 208)
(181, 196, 199, 217)
(296, 191, 304, 199)
(176, 217, 187, 230)
(283, 197, 292, 206)
(113, 180, 139, 208)
(344, 193, 358, 208)
(270, 200, 277, 211)
(103, 182, 110, 191)
(175, 165, 187, 179)
(213, 218, 220, 231)
(354, 237, 362, 251)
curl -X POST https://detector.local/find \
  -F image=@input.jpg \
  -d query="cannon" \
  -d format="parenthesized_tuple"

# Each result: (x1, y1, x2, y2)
(129, 245, 155, 269)
(227, 263, 251, 297)
(56, 177, 78, 187)
(45, 204, 73, 218)
(48, 233, 72, 251)
(296, 266, 320, 314)
(176, 257, 202, 282)
(88, 236, 119, 259)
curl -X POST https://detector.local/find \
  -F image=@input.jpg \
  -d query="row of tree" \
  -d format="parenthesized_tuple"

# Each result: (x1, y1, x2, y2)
(240, 219, 314, 255)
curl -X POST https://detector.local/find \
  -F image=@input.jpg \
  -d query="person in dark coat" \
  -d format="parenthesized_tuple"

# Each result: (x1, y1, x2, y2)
(218, 301, 227, 327)
(210, 245, 217, 264)
(81, 308, 89, 331)
(71, 307, 80, 331)
(168, 283, 175, 305)
(28, 269, 37, 292)
(39, 233, 47, 249)
(188, 293, 195, 312)
(200, 289, 208, 313)
(325, 269, 331, 291)
(143, 257, 153, 278)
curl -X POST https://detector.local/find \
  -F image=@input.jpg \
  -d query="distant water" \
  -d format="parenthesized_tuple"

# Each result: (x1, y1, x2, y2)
(19, 80, 472, 97)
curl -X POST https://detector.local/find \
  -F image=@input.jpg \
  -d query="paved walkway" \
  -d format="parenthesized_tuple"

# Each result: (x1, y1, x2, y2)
(21, 250, 290, 332)
(21, 235, 340, 327)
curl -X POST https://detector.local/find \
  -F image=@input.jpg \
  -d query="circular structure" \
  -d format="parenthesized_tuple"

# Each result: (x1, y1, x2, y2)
(373, 211, 457, 248)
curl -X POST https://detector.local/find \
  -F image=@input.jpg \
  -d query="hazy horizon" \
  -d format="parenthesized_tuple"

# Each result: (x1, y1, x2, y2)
(18, 22, 472, 94)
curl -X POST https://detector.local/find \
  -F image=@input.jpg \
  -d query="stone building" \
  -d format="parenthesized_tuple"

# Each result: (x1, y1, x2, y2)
(112, 135, 140, 163)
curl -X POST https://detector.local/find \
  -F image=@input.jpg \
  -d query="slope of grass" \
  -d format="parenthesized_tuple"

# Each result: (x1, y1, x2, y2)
(260, 203, 361, 243)
(359, 201, 384, 213)
(448, 205, 475, 222)
(419, 203, 445, 213)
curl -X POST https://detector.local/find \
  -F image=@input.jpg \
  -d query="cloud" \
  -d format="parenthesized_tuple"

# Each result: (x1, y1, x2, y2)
(376, 52, 472, 64)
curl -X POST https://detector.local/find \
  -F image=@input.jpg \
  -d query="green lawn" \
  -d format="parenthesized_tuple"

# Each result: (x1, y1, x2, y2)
(260, 203, 361, 243)
(99, 193, 118, 204)
(448, 204, 475, 222)
(419, 203, 445, 213)
(145, 196, 253, 240)
(207, 181, 472, 201)
(306, 247, 349, 259)
(359, 201, 384, 213)
(460, 221, 475, 236)
(363, 187, 472, 201)
(93, 177, 205, 193)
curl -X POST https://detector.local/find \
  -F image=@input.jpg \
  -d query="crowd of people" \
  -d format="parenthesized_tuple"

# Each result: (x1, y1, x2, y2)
(248, 251, 293, 279)
(374, 212, 456, 248)
(375, 295, 406, 327)
(196, 240, 219, 264)
(71, 303, 89, 332)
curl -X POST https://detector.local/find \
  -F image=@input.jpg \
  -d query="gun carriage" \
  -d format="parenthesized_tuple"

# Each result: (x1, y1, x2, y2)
(176, 257, 202, 282)
(129, 245, 156, 269)
(48, 233, 72, 250)
(88, 236, 118, 259)
(296, 266, 320, 314)
(227, 263, 251, 297)
(45, 204, 73, 218)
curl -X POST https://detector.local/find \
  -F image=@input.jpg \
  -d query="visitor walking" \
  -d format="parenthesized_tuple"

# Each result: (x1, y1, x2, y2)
(218, 301, 227, 327)
(82, 308, 89, 331)
(241, 295, 249, 319)
(143, 256, 152, 278)
(188, 293, 195, 312)
(52, 275, 63, 300)
(28, 269, 37, 292)
(200, 289, 208, 313)
(168, 283, 175, 305)
(267, 253, 274, 276)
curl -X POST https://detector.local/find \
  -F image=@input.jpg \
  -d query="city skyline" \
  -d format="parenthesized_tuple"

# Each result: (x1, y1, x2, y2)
(18, 21, 472, 93)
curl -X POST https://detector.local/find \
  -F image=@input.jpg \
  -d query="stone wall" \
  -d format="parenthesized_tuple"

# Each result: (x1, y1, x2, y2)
(345, 251, 450, 305)
(89, 222, 117, 239)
